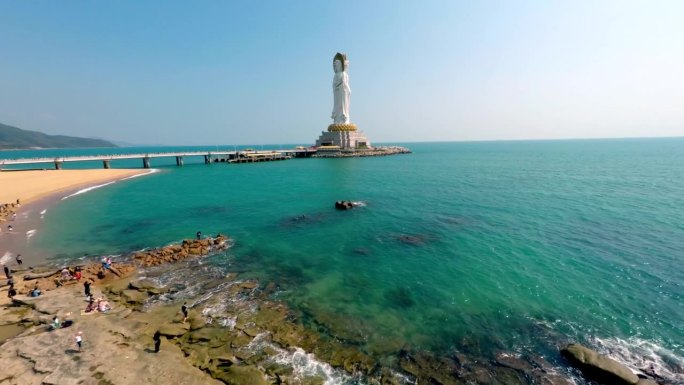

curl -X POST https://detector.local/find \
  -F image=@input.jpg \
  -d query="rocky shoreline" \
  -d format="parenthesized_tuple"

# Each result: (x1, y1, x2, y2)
(312, 146, 411, 158)
(0, 236, 674, 385)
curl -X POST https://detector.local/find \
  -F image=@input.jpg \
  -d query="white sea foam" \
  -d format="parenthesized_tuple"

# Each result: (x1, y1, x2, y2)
(59, 170, 157, 201)
(0, 252, 12, 265)
(273, 347, 359, 385)
(121, 169, 159, 180)
(590, 336, 683, 383)
(25, 229, 37, 240)
(39, 209, 47, 219)
(61, 181, 116, 200)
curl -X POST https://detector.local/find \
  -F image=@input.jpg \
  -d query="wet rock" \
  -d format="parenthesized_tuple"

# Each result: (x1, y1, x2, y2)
(335, 201, 354, 210)
(238, 281, 258, 290)
(493, 366, 526, 384)
(494, 352, 534, 372)
(128, 279, 167, 295)
(183, 344, 211, 370)
(212, 365, 269, 385)
(234, 350, 255, 361)
(230, 332, 252, 348)
(188, 314, 206, 330)
(561, 343, 639, 385)
(133, 235, 229, 267)
(261, 282, 278, 297)
(159, 322, 190, 338)
(187, 327, 232, 348)
(121, 289, 148, 305)
(399, 350, 461, 385)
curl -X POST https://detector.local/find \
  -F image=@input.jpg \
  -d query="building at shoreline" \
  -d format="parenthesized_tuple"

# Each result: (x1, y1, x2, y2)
(314, 52, 371, 149)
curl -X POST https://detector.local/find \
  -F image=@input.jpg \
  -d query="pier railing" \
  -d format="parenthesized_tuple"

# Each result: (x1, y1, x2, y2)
(0, 149, 317, 169)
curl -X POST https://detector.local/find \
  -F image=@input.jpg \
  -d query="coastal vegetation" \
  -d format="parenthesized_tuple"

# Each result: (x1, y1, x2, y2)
(0, 122, 116, 150)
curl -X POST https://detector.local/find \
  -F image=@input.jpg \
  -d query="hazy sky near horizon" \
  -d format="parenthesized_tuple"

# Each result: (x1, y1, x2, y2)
(1, 1, 682, 145)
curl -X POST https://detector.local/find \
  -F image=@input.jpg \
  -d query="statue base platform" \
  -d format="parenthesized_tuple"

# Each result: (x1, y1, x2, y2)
(315, 123, 371, 149)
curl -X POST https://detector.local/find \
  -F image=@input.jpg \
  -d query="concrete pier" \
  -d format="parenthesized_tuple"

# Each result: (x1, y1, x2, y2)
(0, 149, 318, 170)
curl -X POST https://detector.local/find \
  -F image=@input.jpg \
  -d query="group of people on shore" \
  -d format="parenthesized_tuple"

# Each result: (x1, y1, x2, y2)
(58, 266, 83, 283)
(2, 198, 24, 302)
(85, 295, 111, 313)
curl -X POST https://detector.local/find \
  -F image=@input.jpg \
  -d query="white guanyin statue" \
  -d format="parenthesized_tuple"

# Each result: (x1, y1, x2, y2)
(331, 53, 351, 124)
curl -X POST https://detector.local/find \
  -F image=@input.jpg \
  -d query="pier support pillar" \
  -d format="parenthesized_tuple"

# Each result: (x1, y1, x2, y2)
(54, 161, 63, 170)
(103, 160, 111, 169)
(143, 157, 151, 169)
(176, 156, 184, 167)
(204, 155, 211, 164)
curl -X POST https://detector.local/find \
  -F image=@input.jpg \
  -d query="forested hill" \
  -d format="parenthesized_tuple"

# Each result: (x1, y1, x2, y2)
(0, 123, 116, 149)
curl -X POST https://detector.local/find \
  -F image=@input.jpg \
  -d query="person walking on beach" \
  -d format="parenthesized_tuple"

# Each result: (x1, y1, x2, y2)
(75, 332, 83, 351)
(153, 330, 161, 353)
(181, 302, 189, 323)
(84, 280, 91, 298)
(15, 254, 22, 265)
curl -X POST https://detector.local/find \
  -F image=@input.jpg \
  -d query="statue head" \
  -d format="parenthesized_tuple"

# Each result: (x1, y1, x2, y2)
(333, 52, 348, 72)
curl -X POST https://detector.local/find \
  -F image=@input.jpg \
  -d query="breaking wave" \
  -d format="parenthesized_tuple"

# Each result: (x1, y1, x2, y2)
(590, 336, 683, 384)
(61, 181, 116, 200)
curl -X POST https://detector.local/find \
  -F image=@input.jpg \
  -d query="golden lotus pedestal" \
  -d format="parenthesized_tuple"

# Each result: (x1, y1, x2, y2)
(315, 122, 370, 149)
(327, 123, 357, 132)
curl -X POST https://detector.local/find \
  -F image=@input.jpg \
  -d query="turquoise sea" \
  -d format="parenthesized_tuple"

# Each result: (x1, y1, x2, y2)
(2, 139, 683, 383)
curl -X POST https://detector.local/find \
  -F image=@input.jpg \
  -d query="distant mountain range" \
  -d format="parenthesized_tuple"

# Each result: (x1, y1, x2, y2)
(0, 122, 116, 150)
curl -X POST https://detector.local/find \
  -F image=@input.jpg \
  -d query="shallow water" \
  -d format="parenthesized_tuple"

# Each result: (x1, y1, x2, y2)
(4, 139, 683, 383)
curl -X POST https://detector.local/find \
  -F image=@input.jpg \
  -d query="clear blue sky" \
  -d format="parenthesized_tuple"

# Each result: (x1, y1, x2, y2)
(1, 1, 682, 145)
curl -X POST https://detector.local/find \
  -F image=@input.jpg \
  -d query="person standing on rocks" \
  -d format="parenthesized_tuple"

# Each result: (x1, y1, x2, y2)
(75, 332, 83, 351)
(181, 302, 189, 323)
(15, 254, 22, 265)
(153, 330, 161, 353)
(196, 231, 202, 240)
(3, 265, 10, 279)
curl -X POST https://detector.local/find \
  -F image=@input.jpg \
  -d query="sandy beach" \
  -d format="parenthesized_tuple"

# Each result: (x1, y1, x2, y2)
(0, 169, 154, 205)
(0, 169, 158, 267)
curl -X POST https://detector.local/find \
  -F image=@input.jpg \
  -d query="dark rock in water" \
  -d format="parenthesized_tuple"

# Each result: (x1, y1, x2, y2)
(352, 247, 371, 256)
(561, 343, 639, 385)
(384, 286, 415, 308)
(279, 213, 326, 228)
(395, 234, 428, 246)
(399, 350, 461, 385)
(132, 235, 229, 267)
(495, 353, 534, 372)
(335, 201, 354, 210)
